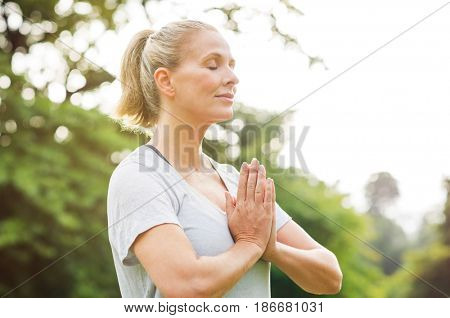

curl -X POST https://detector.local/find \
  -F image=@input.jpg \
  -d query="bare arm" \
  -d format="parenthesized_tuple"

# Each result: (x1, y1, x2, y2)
(133, 223, 263, 298)
(272, 242, 342, 294)
(196, 240, 263, 297)
(271, 220, 343, 294)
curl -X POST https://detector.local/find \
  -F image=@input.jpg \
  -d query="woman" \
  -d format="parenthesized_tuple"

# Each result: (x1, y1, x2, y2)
(107, 20, 342, 298)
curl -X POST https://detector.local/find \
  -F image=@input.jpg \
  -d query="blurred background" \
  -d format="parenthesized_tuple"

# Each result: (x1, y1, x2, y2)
(0, 0, 449, 297)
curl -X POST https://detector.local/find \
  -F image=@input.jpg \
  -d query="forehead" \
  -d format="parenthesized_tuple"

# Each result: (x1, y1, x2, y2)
(184, 30, 235, 63)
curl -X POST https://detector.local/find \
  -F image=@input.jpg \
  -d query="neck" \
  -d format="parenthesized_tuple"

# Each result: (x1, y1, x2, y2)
(148, 110, 212, 174)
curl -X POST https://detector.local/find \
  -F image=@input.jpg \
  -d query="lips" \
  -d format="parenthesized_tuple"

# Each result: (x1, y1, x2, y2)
(215, 93, 234, 99)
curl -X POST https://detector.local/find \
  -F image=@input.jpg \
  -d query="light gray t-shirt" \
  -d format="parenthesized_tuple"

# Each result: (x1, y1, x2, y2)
(107, 144, 292, 298)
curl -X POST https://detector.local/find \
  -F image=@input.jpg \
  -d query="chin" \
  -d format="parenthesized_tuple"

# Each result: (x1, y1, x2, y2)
(223, 107, 234, 120)
(211, 108, 234, 124)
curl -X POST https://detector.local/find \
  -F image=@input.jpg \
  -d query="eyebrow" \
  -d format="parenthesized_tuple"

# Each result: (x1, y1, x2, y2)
(202, 52, 236, 65)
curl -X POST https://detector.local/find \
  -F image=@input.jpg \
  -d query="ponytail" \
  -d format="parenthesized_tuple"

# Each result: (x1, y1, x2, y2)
(115, 29, 155, 129)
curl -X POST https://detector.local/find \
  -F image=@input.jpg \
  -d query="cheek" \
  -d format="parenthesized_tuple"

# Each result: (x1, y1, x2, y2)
(196, 71, 220, 95)
(176, 68, 221, 104)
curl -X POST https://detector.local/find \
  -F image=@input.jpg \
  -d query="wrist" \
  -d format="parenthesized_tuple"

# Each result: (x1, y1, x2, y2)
(267, 242, 282, 262)
(236, 240, 264, 256)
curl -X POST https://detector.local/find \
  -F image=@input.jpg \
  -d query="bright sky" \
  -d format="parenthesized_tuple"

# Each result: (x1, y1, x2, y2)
(12, 0, 449, 236)
(104, 0, 450, 236)
(271, 0, 450, 236)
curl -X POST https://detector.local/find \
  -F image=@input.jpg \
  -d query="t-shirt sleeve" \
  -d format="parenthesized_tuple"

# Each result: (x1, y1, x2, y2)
(225, 163, 293, 232)
(107, 162, 182, 266)
(275, 201, 292, 231)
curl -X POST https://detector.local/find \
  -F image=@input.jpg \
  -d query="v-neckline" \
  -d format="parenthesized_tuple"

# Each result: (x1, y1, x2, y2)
(145, 144, 231, 216)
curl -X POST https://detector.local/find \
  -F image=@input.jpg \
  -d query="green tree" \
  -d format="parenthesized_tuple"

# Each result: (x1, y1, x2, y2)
(0, 89, 136, 296)
(407, 179, 450, 297)
(364, 172, 409, 275)
(383, 179, 450, 297)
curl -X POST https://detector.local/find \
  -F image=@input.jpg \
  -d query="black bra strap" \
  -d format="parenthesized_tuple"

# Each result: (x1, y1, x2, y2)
(145, 144, 218, 173)
(145, 144, 172, 166)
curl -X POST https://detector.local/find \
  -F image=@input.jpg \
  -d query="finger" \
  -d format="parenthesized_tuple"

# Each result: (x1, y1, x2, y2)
(272, 205, 276, 231)
(264, 178, 273, 205)
(272, 177, 276, 202)
(271, 181, 276, 230)
(246, 158, 259, 201)
(255, 164, 266, 204)
(236, 162, 248, 202)
(225, 191, 233, 217)
(232, 196, 237, 207)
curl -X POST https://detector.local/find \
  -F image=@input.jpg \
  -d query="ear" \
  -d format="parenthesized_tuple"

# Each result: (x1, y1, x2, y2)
(154, 67, 175, 97)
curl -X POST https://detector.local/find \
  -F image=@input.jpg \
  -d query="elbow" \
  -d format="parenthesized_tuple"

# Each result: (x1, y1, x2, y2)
(164, 275, 212, 298)
(323, 269, 343, 295)
(323, 251, 343, 295)
(189, 274, 226, 298)
(165, 283, 207, 298)
(309, 268, 343, 296)
(304, 250, 343, 296)
(165, 287, 202, 298)
(192, 276, 223, 298)
(330, 269, 343, 294)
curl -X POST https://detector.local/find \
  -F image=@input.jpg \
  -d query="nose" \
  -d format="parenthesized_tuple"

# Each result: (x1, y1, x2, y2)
(231, 68, 239, 86)
(225, 67, 239, 89)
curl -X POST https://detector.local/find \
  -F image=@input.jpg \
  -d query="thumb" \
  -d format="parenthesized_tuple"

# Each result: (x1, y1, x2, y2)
(225, 191, 233, 217)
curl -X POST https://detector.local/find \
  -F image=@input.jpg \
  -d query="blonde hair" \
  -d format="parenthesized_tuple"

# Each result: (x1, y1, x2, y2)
(113, 20, 217, 133)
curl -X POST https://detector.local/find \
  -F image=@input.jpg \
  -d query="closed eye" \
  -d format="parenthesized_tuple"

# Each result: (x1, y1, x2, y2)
(208, 65, 235, 71)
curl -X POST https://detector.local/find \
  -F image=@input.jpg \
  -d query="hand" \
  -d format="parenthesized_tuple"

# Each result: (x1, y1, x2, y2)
(224, 159, 273, 254)
(261, 178, 277, 262)
(227, 166, 278, 262)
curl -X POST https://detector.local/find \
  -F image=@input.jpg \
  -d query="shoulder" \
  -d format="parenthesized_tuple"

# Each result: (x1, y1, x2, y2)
(107, 146, 183, 215)
(108, 145, 170, 197)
